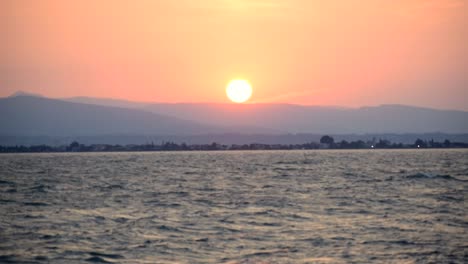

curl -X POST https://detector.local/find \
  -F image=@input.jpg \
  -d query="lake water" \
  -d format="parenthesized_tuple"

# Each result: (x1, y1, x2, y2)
(0, 150, 467, 263)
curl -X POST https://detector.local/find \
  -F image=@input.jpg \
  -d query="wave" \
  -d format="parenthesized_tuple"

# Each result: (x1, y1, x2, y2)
(29, 184, 49, 193)
(85, 256, 115, 263)
(405, 173, 461, 181)
(88, 252, 124, 260)
(22, 202, 49, 206)
(0, 180, 15, 185)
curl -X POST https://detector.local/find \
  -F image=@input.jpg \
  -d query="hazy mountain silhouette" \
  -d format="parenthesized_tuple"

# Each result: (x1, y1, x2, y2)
(62, 97, 281, 133)
(0, 96, 227, 136)
(143, 103, 468, 134)
(59, 95, 468, 134)
(2, 93, 468, 138)
(9, 90, 44, 98)
(64, 96, 147, 109)
(61, 96, 468, 134)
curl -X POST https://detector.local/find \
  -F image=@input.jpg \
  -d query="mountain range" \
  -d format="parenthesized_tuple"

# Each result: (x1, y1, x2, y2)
(1, 91, 468, 145)
(64, 95, 468, 134)
(0, 95, 223, 136)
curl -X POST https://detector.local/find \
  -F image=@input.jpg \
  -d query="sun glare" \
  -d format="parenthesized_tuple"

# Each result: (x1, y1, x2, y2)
(226, 79, 252, 103)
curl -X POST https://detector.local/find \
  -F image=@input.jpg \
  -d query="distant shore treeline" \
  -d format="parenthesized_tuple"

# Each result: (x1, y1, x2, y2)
(1, 136, 467, 153)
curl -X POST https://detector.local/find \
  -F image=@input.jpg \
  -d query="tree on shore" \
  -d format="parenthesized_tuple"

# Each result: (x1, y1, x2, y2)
(320, 135, 334, 145)
(414, 138, 427, 148)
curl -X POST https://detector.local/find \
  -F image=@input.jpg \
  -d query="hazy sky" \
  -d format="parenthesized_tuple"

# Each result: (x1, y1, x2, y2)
(1, 0, 467, 109)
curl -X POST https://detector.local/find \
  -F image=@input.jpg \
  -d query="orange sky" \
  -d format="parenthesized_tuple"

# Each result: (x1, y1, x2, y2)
(1, 0, 467, 109)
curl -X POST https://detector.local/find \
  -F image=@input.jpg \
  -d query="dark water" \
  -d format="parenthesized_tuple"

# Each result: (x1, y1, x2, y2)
(0, 150, 467, 263)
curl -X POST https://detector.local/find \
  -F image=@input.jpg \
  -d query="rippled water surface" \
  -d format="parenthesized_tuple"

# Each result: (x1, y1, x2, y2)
(1, 150, 467, 263)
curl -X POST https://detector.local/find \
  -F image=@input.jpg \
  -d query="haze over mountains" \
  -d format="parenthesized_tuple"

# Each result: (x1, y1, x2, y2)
(0, 95, 223, 136)
(1, 92, 468, 145)
(143, 103, 468, 134)
(65, 94, 468, 134)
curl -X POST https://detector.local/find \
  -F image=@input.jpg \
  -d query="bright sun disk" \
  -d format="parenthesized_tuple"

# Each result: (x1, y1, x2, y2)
(226, 79, 252, 103)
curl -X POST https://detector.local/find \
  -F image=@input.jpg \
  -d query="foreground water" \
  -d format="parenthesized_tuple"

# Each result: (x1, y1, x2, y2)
(0, 150, 467, 263)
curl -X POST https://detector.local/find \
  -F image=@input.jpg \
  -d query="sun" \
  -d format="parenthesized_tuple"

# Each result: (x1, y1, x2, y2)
(226, 79, 252, 103)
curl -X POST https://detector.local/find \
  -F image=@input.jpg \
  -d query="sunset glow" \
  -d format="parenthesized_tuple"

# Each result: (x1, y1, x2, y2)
(1, 2, 467, 263)
(226, 80, 252, 103)
(1, 0, 467, 110)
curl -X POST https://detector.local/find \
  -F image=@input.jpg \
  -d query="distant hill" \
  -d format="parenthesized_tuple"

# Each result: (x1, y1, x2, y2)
(0, 96, 225, 136)
(64, 96, 147, 109)
(143, 103, 468, 134)
(63, 97, 280, 134)
(2, 94, 467, 146)
(62, 96, 468, 133)
(9, 90, 44, 98)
